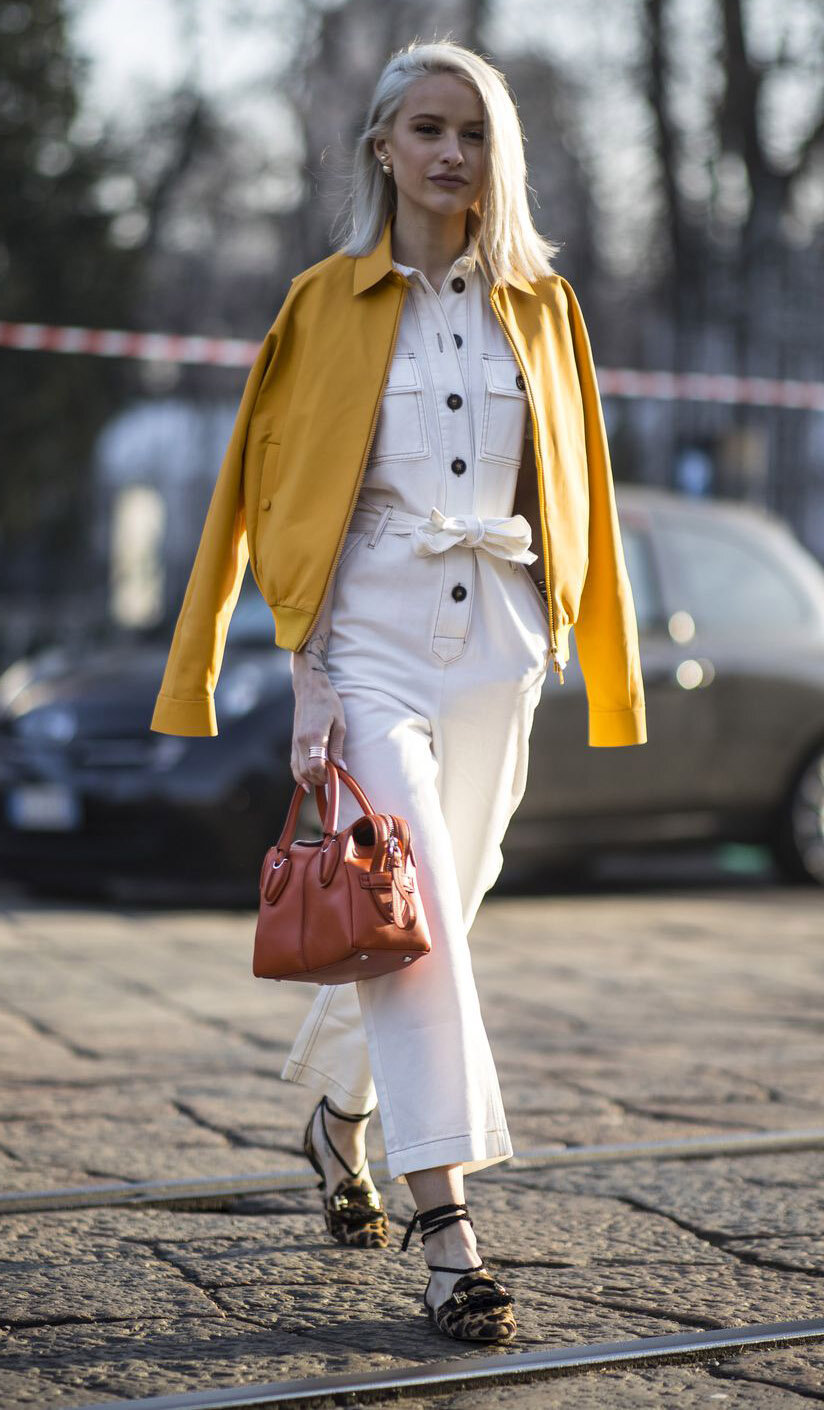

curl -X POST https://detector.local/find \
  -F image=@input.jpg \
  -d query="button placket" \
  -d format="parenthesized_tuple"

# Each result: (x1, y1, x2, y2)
(438, 263, 473, 504)
(432, 264, 475, 658)
(387, 254, 477, 663)
(432, 546, 475, 661)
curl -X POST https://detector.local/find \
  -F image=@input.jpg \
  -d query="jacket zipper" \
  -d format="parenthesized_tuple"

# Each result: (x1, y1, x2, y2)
(298, 277, 410, 648)
(489, 285, 564, 684)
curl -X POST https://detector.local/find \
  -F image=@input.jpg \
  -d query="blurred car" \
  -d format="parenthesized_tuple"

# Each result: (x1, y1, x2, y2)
(0, 596, 298, 900)
(508, 486, 824, 887)
(1, 486, 823, 899)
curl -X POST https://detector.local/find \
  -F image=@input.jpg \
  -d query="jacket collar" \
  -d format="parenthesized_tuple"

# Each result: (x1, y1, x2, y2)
(353, 213, 536, 297)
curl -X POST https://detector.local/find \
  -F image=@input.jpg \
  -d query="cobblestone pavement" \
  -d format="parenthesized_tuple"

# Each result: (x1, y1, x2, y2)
(0, 881, 822, 1407)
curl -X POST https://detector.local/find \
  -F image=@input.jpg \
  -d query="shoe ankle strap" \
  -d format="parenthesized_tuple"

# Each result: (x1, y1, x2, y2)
(322, 1095, 376, 1122)
(401, 1201, 474, 1252)
(317, 1096, 372, 1181)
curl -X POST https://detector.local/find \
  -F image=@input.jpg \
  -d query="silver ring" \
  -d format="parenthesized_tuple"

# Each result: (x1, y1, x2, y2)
(308, 746, 328, 759)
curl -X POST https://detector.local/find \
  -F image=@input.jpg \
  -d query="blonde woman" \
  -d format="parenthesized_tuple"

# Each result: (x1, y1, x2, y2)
(150, 38, 646, 1344)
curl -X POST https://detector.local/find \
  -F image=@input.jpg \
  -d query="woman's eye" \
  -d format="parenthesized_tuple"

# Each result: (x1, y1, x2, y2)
(414, 124, 485, 140)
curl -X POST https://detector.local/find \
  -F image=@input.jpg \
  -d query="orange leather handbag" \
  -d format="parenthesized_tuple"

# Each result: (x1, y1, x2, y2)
(253, 761, 432, 983)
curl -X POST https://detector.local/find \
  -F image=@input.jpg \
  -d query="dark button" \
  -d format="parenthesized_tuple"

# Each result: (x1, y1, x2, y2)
(446, 392, 463, 410)
(451, 276, 466, 292)
(454, 333, 463, 348)
(451, 457, 466, 476)
(451, 583, 467, 602)
(515, 373, 525, 390)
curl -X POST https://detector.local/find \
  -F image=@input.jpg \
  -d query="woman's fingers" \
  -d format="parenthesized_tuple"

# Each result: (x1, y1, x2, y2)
(301, 731, 331, 788)
(290, 748, 311, 793)
(327, 708, 347, 770)
(290, 679, 347, 791)
(291, 733, 327, 792)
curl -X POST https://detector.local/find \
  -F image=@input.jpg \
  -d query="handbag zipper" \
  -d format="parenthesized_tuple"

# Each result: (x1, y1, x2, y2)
(298, 277, 411, 648)
(489, 285, 564, 684)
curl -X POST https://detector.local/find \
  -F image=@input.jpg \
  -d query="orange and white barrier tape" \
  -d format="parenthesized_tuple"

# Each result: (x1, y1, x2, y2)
(597, 367, 824, 411)
(0, 320, 258, 368)
(2, 319, 823, 410)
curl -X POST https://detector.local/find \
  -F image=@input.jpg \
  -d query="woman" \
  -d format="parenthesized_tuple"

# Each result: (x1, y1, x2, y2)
(151, 39, 646, 1344)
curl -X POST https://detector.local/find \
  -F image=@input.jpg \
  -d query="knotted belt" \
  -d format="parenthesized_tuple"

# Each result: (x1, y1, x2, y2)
(348, 501, 539, 565)
(347, 498, 566, 681)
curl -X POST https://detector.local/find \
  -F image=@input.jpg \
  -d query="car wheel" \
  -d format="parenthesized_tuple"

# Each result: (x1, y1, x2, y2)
(774, 740, 824, 885)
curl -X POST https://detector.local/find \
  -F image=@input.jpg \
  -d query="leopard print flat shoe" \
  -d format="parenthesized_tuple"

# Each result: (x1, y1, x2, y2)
(401, 1200, 517, 1343)
(302, 1095, 390, 1249)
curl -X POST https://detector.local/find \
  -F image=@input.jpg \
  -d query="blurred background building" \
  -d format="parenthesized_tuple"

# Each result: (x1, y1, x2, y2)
(1, 0, 823, 664)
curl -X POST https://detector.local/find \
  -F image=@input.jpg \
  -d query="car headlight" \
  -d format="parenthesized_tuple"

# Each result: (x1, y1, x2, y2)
(16, 705, 78, 742)
(218, 663, 267, 720)
(150, 736, 188, 770)
(0, 661, 35, 711)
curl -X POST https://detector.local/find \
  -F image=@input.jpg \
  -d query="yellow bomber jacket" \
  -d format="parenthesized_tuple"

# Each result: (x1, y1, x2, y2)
(150, 215, 647, 748)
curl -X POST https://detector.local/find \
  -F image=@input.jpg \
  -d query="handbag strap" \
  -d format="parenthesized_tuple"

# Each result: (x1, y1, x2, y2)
(274, 772, 337, 857)
(273, 761, 378, 860)
(267, 766, 418, 930)
(335, 763, 377, 817)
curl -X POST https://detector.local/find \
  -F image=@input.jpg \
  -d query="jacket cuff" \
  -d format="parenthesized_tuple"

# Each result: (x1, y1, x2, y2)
(150, 692, 217, 737)
(588, 705, 647, 747)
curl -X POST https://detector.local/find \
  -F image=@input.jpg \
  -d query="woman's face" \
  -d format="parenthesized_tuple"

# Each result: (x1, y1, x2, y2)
(374, 73, 486, 218)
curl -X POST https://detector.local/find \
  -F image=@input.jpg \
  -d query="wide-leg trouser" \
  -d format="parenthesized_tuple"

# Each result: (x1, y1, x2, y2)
(279, 529, 550, 1183)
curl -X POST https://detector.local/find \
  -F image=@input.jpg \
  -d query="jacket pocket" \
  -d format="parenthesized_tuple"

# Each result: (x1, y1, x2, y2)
(370, 353, 430, 462)
(480, 355, 528, 465)
(259, 440, 282, 502)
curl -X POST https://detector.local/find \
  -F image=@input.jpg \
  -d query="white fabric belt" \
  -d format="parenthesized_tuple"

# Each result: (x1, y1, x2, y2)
(348, 501, 538, 566)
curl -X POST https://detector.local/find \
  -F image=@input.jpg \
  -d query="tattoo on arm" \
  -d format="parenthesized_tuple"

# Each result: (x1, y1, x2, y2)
(304, 629, 329, 672)
(293, 582, 334, 674)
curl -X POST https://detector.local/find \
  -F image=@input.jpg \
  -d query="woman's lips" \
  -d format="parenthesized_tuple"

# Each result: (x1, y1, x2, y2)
(429, 176, 467, 187)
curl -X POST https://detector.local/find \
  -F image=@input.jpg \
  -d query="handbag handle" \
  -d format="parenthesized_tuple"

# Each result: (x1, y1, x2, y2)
(273, 762, 378, 859)
(318, 762, 378, 833)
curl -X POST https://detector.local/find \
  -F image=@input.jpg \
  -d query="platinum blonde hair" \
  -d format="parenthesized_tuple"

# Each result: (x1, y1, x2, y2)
(333, 38, 562, 285)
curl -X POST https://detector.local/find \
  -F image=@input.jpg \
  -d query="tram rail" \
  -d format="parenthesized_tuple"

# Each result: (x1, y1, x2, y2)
(4, 1128, 823, 1407)
(2, 1125, 822, 1215)
(64, 1317, 824, 1410)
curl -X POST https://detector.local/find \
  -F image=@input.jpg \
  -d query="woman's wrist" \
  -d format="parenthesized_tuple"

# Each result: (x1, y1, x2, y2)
(292, 587, 333, 676)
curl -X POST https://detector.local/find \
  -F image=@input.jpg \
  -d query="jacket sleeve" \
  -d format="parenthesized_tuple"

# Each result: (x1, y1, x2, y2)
(561, 277, 647, 747)
(149, 325, 279, 737)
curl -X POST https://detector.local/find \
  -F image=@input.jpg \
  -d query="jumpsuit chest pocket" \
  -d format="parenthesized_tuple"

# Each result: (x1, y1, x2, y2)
(480, 355, 529, 466)
(370, 353, 430, 463)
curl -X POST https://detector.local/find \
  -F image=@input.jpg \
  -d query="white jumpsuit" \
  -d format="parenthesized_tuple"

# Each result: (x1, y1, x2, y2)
(280, 239, 551, 1182)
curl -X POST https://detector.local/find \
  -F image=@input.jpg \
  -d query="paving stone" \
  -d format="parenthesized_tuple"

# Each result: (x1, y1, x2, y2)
(468, 1182, 728, 1268)
(520, 1153, 824, 1239)
(0, 1318, 368, 1406)
(727, 1234, 824, 1275)
(1, 884, 823, 1408)
(403, 1355, 824, 1407)
(713, 1344, 824, 1398)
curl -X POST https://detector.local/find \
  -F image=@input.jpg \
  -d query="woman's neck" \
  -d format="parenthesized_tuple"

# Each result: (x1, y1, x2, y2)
(390, 202, 472, 286)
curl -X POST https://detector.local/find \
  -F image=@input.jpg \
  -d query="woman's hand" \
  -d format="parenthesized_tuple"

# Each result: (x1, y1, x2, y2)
(291, 664, 347, 792)
(289, 589, 346, 792)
